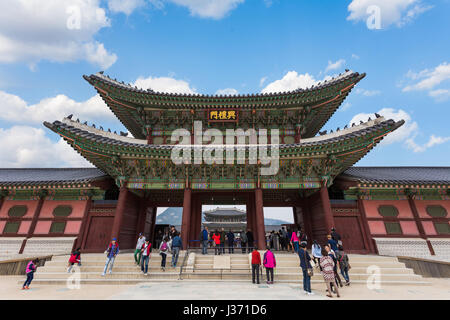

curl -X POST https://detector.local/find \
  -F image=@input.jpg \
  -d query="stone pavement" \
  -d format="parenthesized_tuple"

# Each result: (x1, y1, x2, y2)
(1, 276, 450, 300)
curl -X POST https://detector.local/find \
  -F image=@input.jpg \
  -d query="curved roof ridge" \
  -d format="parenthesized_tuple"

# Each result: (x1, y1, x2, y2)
(85, 70, 364, 98)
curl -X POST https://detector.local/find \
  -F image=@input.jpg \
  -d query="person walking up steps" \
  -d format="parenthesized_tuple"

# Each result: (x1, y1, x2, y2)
(67, 248, 81, 273)
(171, 232, 182, 267)
(311, 240, 322, 271)
(291, 229, 300, 253)
(22, 258, 39, 290)
(336, 245, 351, 285)
(102, 238, 119, 276)
(298, 243, 313, 295)
(320, 248, 340, 298)
(134, 233, 146, 265)
(159, 237, 170, 271)
(251, 247, 262, 284)
(141, 239, 151, 275)
(263, 246, 276, 284)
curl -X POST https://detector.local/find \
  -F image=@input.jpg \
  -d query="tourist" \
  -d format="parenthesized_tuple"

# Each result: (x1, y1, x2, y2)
(325, 244, 343, 289)
(220, 228, 226, 254)
(134, 233, 146, 265)
(67, 247, 82, 273)
(171, 232, 182, 267)
(279, 228, 286, 251)
(226, 230, 235, 253)
(311, 240, 322, 269)
(327, 234, 338, 252)
(22, 258, 39, 290)
(240, 231, 248, 254)
(159, 237, 170, 271)
(290, 229, 300, 253)
(319, 248, 340, 298)
(141, 239, 151, 275)
(212, 230, 221, 255)
(286, 229, 293, 251)
(246, 229, 254, 252)
(298, 243, 313, 295)
(251, 247, 261, 284)
(331, 227, 342, 246)
(200, 226, 209, 255)
(102, 238, 119, 276)
(169, 226, 177, 239)
(299, 227, 308, 247)
(263, 246, 276, 284)
(336, 245, 351, 285)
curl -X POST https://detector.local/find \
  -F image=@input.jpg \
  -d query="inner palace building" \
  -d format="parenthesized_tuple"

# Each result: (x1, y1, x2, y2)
(0, 70, 448, 260)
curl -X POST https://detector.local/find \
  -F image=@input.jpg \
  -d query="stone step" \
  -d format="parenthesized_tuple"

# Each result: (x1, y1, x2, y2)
(34, 272, 181, 280)
(37, 266, 179, 273)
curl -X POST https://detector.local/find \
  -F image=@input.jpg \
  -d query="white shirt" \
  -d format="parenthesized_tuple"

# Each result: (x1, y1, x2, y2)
(136, 236, 146, 249)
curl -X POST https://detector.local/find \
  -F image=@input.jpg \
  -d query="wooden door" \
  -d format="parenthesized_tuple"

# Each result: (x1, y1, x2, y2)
(333, 216, 366, 253)
(84, 216, 114, 252)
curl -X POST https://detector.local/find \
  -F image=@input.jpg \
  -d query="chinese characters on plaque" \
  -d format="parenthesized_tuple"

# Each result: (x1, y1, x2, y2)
(208, 110, 238, 122)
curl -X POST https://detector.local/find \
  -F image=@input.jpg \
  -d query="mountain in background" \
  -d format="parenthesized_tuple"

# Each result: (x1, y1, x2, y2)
(156, 207, 290, 226)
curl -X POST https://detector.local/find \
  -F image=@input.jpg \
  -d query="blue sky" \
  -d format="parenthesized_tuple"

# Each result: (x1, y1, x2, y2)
(0, 0, 448, 221)
(1, 0, 449, 169)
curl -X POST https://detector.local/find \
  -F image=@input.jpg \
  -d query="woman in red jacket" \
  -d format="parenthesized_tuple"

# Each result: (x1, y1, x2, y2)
(212, 230, 221, 255)
(251, 248, 261, 284)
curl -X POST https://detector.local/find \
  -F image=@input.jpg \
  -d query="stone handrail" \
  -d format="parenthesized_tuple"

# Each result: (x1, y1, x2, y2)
(0, 255, 53, 276)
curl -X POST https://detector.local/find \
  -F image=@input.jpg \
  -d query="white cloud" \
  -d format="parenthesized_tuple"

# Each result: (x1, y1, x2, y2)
(0, 0, 116, 69)
(352, 54, 360, 60)
(164, 0, 245, 19)
(347, 0, 432, 28)
(340, 103, 352, 112)
(0, 91, 116, 125)
(0, 126, 91, 168)
(402, 62, 450, 101)
(259, 76, 268, 87)
(134, 76, 197, 93)
(261, 71, 319, 93)
(355, 88, 381, 96)
(107, 0, 147, 15)
(215, 88, 239, 95)
(406, 135, 450, 153)
(325, 59, 346, 73)
(350, 108, 450, 152)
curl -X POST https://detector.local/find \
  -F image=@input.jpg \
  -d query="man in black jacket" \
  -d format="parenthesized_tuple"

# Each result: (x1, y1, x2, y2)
(246, 229, 254, 251)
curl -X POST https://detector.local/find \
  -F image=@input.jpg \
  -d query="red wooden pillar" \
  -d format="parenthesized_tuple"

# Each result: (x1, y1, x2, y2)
(19, 191, 47, 254)
(357, 197, 377, 254)
(254, 188, 266, 250)
(110, 186, 129, 240)
(189, 195, 202, 247)
(75, 197, 92, 250)
(319, 185, 334, 236)
(181, 188, 192, 249)
(246, 193, 255, 233)
(407, 194, 435, 255)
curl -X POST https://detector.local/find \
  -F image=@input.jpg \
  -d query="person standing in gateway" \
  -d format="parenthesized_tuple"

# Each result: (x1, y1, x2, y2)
(134, 233, 146, 266)
(200, 226, 209, 255)
(171, 232, 182, 267)
(102, 238, 119, 276)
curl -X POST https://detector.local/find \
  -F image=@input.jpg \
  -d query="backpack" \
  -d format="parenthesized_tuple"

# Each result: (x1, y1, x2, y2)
(160, 242, 168, 252)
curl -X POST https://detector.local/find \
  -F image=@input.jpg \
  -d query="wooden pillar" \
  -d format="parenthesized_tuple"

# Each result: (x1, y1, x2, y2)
(357, 197, 377, 254)
(407, 194, 435, 255)
(150, 206, 157, 244)
(181, 188, 192, 249)
(189, 195, 201, 247)
(75, 197, 92, 250)
(254, 188, 266, 250)
(292, 207, 299, 226)
(19, 191, 47, 254)
(110, 186, 129, 240)
(319, 185, 334, 236)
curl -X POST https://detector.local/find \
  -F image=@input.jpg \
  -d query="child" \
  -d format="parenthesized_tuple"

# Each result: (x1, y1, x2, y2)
(67, 247, 81, 273)
(159, 237, 170, 271)
(336, 245, 351, 285)
(102, 238, 119, 276)
(263, 246, 276, 284)
(141, 239, 151, 275)
(22, 258, 39, 290)
(251, 247, 261, 284)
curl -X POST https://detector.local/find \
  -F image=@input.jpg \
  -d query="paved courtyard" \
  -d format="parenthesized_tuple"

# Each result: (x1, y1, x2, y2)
(1, 276, 449, 300)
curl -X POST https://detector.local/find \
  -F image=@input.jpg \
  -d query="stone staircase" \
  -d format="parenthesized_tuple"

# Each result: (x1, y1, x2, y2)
(29, 252, 430, 285)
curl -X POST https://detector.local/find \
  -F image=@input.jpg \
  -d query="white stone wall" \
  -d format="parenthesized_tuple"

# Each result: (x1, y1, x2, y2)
(0, 237, 25, 258)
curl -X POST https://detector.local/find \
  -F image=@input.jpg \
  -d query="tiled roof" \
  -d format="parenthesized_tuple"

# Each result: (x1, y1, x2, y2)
(85, 70, 364, 98)
(0, 168, 108, 186)
(342, 167, 450, 185)
(44, 116, 404, 151)
(203, 208, 246, 216)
